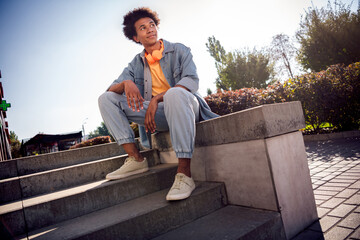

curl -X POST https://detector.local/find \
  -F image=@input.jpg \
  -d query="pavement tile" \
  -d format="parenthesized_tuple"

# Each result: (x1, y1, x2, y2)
(315, 195, 333, 201)
(337, 213, 360, 229)
(341, 173, 360, 176)
(349, 228, 360, 239)
(327, 204, 356, 218)
(317, 186, 346, 192)
(345, 194, 360, 205)
(317, 207, 331, 218)
(335, 176, 360, 180)
(335, 189, 358, 198)
(321, 198, 346, 209)
(314, 172, 333, 178)
(349, 181, 360, 189)
(330, 179, 357, 183)
(316, 199, 325, 205)
(355, 206, 360, 213)
(322, 182, 351, 188)
(314, 180, 327, 185)
(292, 229, 325, 240)
(309, 216, 341, 232)
(322, 175, 337, 181)
(323, 226, 353, 240)
(314, 190, 340, 196)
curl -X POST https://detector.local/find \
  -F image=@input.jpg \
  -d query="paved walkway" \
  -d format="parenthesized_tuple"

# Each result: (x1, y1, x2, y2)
(293, 137, 360, 240)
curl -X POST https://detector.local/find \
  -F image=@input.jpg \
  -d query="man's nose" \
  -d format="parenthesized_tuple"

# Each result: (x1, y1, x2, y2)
(147, 26, 155, 33)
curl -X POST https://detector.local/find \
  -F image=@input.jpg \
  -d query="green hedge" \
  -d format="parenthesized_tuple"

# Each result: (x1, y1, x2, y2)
(205, 62, 360, 133)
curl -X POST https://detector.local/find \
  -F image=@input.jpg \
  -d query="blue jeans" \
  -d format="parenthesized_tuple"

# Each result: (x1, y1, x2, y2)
(98, 87, 200, 158)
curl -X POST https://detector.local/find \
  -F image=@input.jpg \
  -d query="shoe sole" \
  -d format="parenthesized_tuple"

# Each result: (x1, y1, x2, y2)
(106, 167, 149, 180)
(166, 185, 196, 201)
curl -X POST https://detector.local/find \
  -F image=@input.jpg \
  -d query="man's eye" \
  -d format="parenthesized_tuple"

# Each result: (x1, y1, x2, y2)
(140, 27, 145, 30)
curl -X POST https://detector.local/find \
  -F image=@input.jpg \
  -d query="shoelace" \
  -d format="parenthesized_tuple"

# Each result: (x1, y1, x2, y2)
(123, 157, 136, 165)
(173, 175, 185, 190)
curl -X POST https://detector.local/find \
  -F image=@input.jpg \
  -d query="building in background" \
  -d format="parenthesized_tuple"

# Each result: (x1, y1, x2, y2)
(0, 71, 12, 161)
(20, 131, 82, 156)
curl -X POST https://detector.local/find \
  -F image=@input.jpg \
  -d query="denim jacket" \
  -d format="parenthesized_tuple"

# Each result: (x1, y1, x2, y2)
(109, 39, 219, 148)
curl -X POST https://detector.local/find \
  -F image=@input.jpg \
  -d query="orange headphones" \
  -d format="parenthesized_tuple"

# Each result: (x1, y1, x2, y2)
(145, 40, 164, 64)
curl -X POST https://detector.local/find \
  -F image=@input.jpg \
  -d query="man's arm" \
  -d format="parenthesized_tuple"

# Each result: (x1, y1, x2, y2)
(144, 85, 189, 133)
(109, 80, 144, 112)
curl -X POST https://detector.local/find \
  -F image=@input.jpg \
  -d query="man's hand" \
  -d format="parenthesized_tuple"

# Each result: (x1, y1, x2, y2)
(144, 97, 159, 133)
(123, 80, 144, 112)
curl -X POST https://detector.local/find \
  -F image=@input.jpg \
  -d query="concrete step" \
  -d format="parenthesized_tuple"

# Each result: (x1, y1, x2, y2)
(1, 164, 177, 237)
(153, 205, 286, 240)
(0, 149, 159, 203)
(0, 141, 143, 180)
(19, 182, 226, 240)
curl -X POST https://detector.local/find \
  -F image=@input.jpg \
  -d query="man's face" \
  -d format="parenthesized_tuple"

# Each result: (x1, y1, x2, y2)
(133, 17, 158, 47)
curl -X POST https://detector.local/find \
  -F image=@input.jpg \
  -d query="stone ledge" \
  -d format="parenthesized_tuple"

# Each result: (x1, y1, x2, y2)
(152, 101, 305, 151)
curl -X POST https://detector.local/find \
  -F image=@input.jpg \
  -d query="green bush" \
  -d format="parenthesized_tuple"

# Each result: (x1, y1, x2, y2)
(205, 62, 360, 133)
(70, 136, 112, 149)
(204, 81, 287, 116)
(285, 62, 360, 132)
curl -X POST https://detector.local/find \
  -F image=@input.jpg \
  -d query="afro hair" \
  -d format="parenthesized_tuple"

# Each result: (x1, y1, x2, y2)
(123, 7, 160, 44)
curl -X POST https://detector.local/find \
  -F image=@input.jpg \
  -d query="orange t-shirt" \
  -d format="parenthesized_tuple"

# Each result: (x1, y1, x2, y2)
(149, 61, 170, 96)
(146, 40, 171, 96)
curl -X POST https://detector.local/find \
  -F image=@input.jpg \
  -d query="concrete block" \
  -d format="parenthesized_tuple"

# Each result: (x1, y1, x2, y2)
(265, 131, 318, 239)
(0, 201, 26, 237)
(201, 139, 278, 211)
(0, 177, 22, 204)
(153, 205, 286, 240)
(0, 160, 18, 180)
(153, 101, 305, 151)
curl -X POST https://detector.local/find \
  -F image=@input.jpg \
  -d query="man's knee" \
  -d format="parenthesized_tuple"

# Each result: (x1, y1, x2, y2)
(98, 91, 122, 109)
(164, 87, 188, 104)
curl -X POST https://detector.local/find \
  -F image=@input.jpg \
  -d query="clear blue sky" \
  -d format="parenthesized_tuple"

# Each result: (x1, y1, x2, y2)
(0, 0, 357, 141)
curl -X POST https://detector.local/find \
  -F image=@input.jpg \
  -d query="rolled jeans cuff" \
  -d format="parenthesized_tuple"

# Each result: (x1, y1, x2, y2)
(116, 137, 135, 145)
(176, 151, 193, 159)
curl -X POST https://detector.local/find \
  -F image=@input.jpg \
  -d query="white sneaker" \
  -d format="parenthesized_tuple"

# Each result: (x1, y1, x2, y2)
(166, 173, 196, 201)
(106, 156, 149, 180)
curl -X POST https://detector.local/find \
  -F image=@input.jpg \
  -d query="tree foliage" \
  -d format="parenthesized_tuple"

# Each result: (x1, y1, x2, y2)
(296, 0, 360, 71)
(206, 36, 274, 90)
(88, 122, 113, 140)
(270, 33, 296, 79)
(10, 131, 22, 158)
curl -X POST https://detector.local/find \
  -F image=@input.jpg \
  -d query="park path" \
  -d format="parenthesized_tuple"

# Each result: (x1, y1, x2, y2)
(293, 137, 360, 240)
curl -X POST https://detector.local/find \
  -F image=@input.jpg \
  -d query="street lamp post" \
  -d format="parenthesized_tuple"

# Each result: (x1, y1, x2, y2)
(82, 118, 88, 141)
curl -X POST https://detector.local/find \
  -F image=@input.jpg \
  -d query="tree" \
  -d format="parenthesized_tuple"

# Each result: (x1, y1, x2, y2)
(296, 0, 360, 71)
(270, 33, 296, 79)
(10, 131, 22, 158)
(88, 122, 112, 140)
(206, 36, 274, 90)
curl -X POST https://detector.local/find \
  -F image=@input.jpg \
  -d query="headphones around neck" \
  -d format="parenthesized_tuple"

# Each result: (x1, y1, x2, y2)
(145, 41, 164, 64)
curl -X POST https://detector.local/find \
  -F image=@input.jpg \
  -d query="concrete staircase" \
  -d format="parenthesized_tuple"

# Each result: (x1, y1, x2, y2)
(0, 142, 284, 240)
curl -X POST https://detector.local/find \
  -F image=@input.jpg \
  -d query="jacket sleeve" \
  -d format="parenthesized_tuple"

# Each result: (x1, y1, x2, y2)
(176, 46, 199, 93)
(107, 58, 136, 91)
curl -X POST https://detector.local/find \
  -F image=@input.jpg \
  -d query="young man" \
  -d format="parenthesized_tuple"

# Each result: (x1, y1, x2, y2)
(98, 7, 218, 201)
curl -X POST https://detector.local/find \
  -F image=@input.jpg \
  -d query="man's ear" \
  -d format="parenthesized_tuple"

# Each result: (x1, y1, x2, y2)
(133, 35, 139, 43)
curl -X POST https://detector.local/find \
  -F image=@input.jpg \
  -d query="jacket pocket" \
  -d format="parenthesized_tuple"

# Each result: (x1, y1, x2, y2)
(173, 68, 181, 81)
(134, 77, 144, 86)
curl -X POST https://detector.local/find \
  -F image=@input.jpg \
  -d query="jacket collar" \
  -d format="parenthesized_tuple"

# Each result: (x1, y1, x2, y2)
(139, 39, 174, 57)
